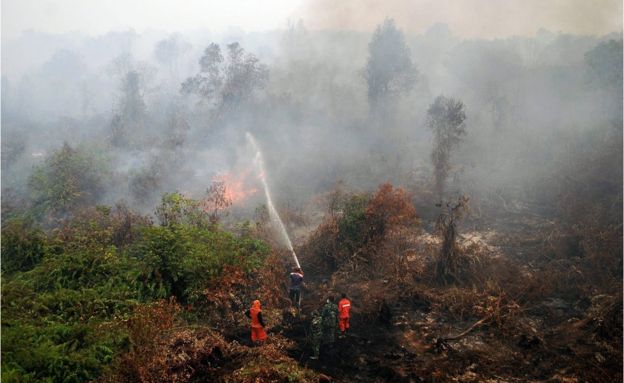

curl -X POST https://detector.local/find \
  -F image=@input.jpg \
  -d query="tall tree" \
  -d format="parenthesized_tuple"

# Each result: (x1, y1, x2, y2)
(584, 39, 623, 92)
(584, 39, 623, 122)
(364, 19, 416, 118)
(181, 43, 223, 103)
(220, 42, 269, 113)
(427, 96, 467, 197)
(181, 42, 268, 116)
(29, 143, 108, 221)
(111, 70, 147, 147)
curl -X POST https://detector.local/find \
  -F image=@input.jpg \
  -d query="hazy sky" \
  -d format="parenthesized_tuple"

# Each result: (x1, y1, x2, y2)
(296, 0, 623, 38)
(2, 0, 622, 41)
(1, 0, 304, 39)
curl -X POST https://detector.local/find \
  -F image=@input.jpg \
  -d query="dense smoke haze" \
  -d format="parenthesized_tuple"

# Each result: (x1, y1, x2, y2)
(2, 12, 622, 225)
(1, 2, 622, 382)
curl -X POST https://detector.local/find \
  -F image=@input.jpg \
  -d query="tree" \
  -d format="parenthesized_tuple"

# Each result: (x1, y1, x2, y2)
(584, 39, 623, 121)
(364, 19, 416, 117)
(220, 42, 269, 112)
(181, 42, 268, 115)
(426, 96, 467, 197)
(585, 39, 623, 92)
(155, 192, 209, 228)
(111, 70, 147, 147)
(1, 130, 26, 169)
(180, 43, 223, 103)
(28, 143, 108, 221)
(435, 196, 469, 284)
(202, 180, 232, 225)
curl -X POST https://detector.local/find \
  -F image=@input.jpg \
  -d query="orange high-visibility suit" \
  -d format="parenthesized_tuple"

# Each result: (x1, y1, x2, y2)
(338, 298, 351, 332)
(246, 300, 267, 342)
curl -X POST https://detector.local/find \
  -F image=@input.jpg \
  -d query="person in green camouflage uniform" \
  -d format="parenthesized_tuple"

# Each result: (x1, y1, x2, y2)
(309, 310, 323, 359)
(321, 296, 339, 345)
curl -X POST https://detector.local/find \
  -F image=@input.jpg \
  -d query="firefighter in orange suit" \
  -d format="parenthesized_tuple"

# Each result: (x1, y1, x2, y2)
(338, 293, 351, 338)
(245, 300, 267, 343)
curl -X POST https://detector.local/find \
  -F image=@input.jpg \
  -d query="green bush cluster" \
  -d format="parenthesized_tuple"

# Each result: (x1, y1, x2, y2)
(336, 194, 371, 252)
(2, 203, 269, 382)
(1, 219, 47, 274)
(130, 224, 269, 301)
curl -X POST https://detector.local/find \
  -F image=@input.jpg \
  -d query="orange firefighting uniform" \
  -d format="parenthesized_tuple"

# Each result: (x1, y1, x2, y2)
(338, 298, 351, 332)
(249, 300, 267, 341)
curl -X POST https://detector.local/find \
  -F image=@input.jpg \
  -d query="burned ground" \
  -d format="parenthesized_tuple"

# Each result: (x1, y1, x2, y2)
(90, 184, 621, 383)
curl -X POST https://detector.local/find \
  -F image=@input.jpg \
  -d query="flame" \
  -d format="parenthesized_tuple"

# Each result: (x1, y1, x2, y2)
(213, 168, 259, 205)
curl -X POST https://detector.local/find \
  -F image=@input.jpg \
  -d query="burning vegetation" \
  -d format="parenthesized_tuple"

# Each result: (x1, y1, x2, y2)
(1, 8, 622, 383)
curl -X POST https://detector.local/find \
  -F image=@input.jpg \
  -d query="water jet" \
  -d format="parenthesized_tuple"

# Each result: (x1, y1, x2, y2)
(246, 132, 301, 269)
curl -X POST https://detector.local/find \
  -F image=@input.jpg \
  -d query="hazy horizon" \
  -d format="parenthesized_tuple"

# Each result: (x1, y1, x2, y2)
(3, 0, 622, 41)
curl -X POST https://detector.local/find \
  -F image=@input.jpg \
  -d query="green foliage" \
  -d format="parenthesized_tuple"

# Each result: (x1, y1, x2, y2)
(181, 42, 268, 112)
(2, 322, 117, 383)
(1, 228, 138, 382)
(1, 219, 47, 274)
(2, 198, 270, 382)
(55, 204, 151, 250)
(130, 225, 269, 302)
(28, 143, 109, 221)
(337, 194, 370, 252)
(2, 273, 132, 383)
(130, 226, 186, 299)
(155, 192, 209, 227)
(335, 184, 418, 253)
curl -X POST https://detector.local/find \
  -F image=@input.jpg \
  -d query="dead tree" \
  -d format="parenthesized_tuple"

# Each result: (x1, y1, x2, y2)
(426, 96, 466, 199)
(435, 196, 469, 283)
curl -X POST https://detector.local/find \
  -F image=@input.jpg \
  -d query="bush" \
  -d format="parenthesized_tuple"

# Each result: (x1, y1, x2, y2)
(365, 182, 418, 239)
(2, 297, 121, 383)
(2, 193, 271, 383)
(130, 225, 269, 302)
(303, 183, 419, 274)
(337, 194, 370, 252)
(155, 192, 209, 228)
(1, 219, 47, 274)
(55, 204, 152, 251)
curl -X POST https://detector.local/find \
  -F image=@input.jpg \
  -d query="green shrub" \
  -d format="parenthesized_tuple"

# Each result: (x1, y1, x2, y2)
(1, 219, 47, 274)
(337, 194, 370, 252)
(2, 197, 270, 382)
(130, 225, 269, 301)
